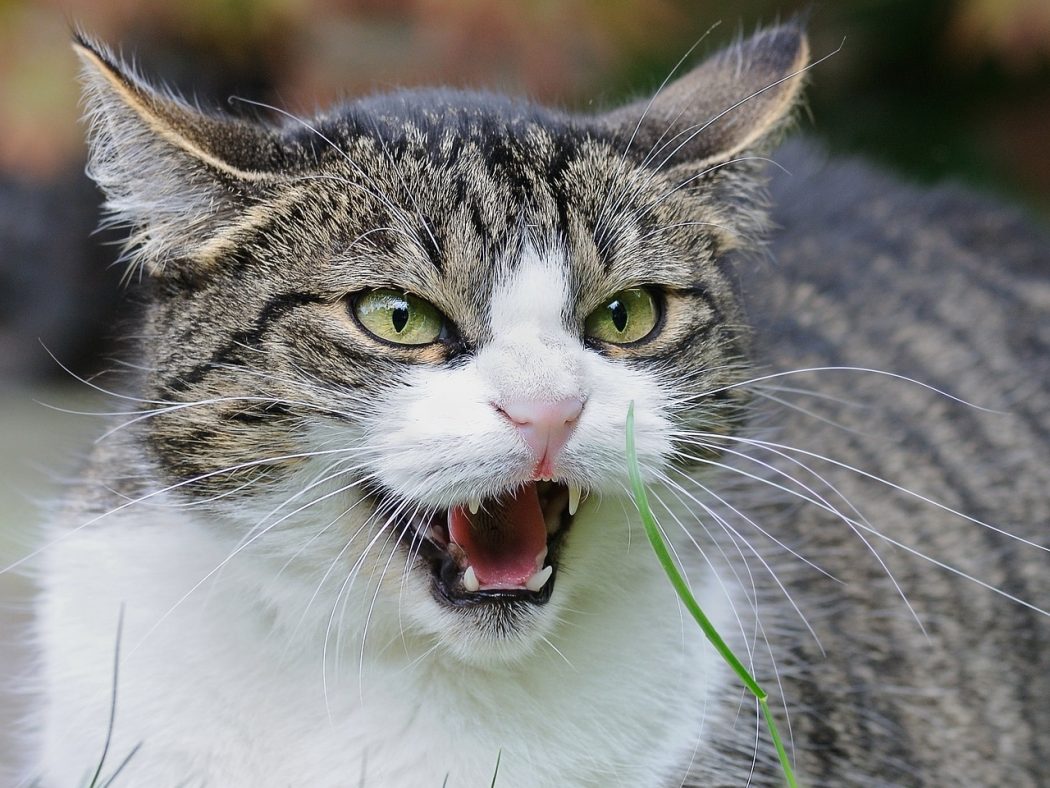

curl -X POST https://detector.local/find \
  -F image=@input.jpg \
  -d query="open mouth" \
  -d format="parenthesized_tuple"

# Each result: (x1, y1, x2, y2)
(402, 480, 582, 607)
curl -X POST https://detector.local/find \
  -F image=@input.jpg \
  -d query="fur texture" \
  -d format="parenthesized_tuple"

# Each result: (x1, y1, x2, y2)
(20, 23, 1050, 787)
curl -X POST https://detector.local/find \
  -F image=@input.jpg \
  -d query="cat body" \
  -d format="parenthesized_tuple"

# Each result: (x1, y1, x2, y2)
(21, 24, 1050, 787)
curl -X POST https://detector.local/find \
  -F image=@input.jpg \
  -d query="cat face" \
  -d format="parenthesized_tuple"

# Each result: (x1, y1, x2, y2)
(75, 27, 807, 663)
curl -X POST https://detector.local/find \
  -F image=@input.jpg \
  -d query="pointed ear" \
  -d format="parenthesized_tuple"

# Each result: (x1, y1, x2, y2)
(602, 24, 809, 170)
(73, 32, 284, 278)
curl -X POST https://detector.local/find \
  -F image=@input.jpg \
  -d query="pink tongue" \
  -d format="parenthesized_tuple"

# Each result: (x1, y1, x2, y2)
(448, 483, 547, 588)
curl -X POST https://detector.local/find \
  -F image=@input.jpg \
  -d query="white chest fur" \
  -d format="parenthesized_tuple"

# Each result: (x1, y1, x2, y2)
(32, 497, 730, 787)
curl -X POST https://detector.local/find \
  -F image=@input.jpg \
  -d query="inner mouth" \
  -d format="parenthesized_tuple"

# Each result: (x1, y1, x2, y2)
(405, 480, 582, 607)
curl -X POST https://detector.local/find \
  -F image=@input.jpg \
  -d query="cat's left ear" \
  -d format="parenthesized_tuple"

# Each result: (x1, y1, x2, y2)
(599, 24, 808, 250)
(73, 31, 285, 278)
(602, 24, 809, 169)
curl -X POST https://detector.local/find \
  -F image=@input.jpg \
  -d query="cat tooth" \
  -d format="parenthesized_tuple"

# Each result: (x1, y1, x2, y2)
(463, 565, 480, 593)
(525, 565, 553, 593)
(568, 483, 581, 516)
(468, 497, 480, 515)
(534, 546, 548, 570)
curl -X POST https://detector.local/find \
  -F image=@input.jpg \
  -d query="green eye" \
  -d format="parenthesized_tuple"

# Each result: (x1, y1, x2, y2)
(584, 288, 659, 345)
(353, 288, 445, 345)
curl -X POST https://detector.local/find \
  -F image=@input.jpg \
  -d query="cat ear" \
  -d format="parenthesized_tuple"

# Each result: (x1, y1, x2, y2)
(602, 24, 809, 171)
(73, 32, 284, 278)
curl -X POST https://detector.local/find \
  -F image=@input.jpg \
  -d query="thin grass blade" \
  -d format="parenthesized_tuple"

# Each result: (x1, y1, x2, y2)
(625, 402, 798, 787)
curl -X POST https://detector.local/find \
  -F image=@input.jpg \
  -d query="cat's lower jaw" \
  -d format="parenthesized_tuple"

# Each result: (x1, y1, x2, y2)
(31, 491, 730, 787)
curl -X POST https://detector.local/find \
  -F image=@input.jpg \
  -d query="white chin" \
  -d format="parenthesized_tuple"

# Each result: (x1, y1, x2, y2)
(436, 608, 557, 666)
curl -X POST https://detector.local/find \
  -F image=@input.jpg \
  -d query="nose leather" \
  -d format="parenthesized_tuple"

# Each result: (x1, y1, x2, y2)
(496, 397, 584, 468)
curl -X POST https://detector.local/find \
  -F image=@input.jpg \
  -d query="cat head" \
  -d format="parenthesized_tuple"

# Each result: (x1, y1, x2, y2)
(75, 25, 807, 664)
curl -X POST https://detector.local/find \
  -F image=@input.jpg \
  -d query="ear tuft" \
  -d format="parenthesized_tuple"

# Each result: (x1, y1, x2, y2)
(603, 23, 810, 169)
(73, 32, 280, 278)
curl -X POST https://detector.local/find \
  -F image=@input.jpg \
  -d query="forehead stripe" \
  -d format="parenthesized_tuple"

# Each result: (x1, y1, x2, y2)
(162, 291, 323, 395)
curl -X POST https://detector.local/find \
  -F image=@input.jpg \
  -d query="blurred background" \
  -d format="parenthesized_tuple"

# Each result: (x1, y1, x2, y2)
(3, 0, 1050, 383)
(1, 0, 1049, 776)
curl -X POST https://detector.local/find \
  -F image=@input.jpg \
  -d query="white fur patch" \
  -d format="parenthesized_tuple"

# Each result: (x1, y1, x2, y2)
(30, 242, 726, 787)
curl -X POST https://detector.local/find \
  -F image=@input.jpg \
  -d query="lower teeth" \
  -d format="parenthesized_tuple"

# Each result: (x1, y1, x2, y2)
(525, 565, 553, 592)
(458, 563, 553, 594)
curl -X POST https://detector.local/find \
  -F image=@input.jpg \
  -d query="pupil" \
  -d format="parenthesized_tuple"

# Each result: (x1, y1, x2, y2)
(610, 300, 628, 332)
(391, 304, 409, 333)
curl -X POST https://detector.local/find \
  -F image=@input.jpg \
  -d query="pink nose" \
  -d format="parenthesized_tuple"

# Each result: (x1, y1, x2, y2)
(496, 397, 584, 468)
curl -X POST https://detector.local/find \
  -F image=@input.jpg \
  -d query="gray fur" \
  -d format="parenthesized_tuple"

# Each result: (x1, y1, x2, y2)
(56, 23, 1050, 786)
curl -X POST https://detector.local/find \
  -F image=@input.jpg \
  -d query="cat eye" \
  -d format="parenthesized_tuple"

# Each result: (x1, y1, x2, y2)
(353, 288, 446, 346)
(584, 288, 660, 345)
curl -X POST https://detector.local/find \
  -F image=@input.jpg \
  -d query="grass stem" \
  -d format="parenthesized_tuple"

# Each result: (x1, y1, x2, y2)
(625, 402, 798, 787)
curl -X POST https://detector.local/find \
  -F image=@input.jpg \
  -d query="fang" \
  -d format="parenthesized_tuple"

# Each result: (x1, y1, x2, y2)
(568, 483, 581, 516)
(526, 565, 553, 592)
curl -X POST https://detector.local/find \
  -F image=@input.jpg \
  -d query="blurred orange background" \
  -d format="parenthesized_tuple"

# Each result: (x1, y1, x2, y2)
(0, 0, 1049, 382)
(3, 0, 1050, 195)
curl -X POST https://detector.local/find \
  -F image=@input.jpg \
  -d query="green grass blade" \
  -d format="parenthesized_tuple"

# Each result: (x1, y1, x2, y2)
(625, 402, 798, 787)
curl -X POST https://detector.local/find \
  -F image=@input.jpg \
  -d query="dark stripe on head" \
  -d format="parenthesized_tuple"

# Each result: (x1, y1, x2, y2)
(419, 214, 444, 274)
(163, 291, 324, 395)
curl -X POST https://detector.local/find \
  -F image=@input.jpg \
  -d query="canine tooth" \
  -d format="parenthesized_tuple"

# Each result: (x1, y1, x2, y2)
(468, 497, 480, 515)
(568, 483, 581, 516)
(525, 565, 553, 592)
(534, 546, 548, 570)
(463, 565, 480, 593)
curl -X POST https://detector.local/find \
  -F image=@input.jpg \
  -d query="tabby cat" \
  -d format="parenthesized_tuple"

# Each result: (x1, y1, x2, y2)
(22, 23, 1050, 786)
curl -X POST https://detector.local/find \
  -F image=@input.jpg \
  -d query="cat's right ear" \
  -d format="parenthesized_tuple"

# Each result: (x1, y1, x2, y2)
(73, 31, 282, 279)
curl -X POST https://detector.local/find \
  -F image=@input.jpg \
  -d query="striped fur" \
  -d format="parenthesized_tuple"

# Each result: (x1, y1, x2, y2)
(23, 23, 1050, 787)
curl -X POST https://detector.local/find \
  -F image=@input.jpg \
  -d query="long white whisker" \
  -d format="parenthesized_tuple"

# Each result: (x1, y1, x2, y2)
(681, 365, 1005, 413)
(659, 469, 824, 653)
(1, 446, 362, 576)
(672, 443, 925, 634)
(723, 432, 1049, 553)
(127, 469, 379, 659)
(647, 482, 757, 662)
(750, 389, 870, 436)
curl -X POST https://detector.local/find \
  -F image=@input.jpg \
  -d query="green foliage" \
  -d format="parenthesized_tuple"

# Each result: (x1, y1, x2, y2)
(625, 402, 798, 787)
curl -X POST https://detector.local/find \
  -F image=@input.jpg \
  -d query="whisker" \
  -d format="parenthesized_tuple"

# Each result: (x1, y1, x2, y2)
(671, 442, 925, 633)
(647, 482, 758, 662)
(750, 389, 871, 436)
(723, 433, 1050, 553)
(126, 468, 378, 659)
(538, 634, 575, 669)
(679, 365, 1006, 414)
(659, 467, 826, 652)
(1, 446, 364, 576)
(677, 439, 1050, 618)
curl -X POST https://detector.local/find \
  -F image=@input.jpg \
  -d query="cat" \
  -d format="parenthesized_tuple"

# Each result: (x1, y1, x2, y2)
(18, 21, 1050, 786)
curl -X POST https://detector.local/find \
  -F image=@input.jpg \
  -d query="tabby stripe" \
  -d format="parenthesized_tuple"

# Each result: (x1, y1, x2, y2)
(163, 291, 324, 395)
(893, 364, 1044, 758)
(419, 214, 444, 273)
